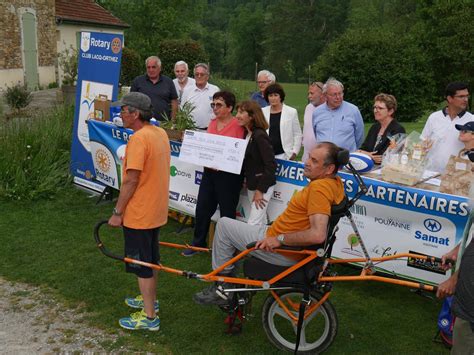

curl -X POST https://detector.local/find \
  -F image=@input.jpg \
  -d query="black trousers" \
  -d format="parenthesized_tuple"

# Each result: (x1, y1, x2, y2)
(191, 168, 243, 247)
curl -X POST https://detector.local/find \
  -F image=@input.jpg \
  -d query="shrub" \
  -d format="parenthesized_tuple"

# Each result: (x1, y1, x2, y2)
(312, 28, 436, 122)
(157, 39, 209, 77)
(120, 46, 142, 86)
(58, 45, 78, 86)
(4, 83, 32, 113)
(0, 105, 74, 200)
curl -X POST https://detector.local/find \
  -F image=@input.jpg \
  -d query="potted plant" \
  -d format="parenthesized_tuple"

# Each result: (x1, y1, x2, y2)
(58, 45, 78, 104)
(160, 102, 197, 141)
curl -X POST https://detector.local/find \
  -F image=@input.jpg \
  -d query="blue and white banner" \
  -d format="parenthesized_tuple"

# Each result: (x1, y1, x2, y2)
(70, 31, 123, 192)
(88, 133, 471, 284)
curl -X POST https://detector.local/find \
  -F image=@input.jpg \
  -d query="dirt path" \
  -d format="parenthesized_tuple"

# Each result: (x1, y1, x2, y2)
(0, 277, 126, 353)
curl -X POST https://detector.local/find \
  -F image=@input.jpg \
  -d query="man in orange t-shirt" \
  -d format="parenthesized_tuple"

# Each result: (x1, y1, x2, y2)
(108, 92, 170, 330)
(194, 142, 345, 305)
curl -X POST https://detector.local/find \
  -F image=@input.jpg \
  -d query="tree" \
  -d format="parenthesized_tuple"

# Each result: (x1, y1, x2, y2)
(157, 39, 209, 77)
(417, 0, 474, 107)
(225, 3, 265, 79)
(99, 0, 206, 61)
(263, 0, 349, 82)
(120, 47, 142, 86)
(312, 28, 436, 122)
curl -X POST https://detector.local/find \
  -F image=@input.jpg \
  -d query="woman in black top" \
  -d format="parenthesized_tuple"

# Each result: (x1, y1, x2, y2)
(236, 100, 277, 225)
(359, 93, 405, 164)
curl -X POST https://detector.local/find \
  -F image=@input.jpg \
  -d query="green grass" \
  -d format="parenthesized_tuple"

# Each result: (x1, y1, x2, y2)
(0, 187, 448, 353)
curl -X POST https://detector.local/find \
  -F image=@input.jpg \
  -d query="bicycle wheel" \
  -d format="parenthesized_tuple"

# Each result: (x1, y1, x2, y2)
(262, 290, 337, 353)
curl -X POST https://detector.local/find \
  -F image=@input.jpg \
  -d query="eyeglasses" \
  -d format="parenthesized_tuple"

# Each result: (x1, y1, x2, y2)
(373, 106, 387, 111)
(120, 107, 130, 114)
(453, 95, 470, 100)
(460, 130, 474, 134)
(311, 82, 323, 90)
(257, 80, 269, 85)
(195, 72, 208, 77)
(210, 102, 224, 109)
(146, 66, 157, 69)
(327, 92, 343, 98)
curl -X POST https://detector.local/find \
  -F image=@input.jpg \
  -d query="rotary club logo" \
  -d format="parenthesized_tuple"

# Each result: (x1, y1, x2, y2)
(95, 149, 111, 173)
(111, 37, 122, 54)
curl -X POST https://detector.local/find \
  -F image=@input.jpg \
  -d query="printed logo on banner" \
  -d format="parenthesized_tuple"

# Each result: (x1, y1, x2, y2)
(170, 166, 192, 179)
(413, 217, 449, 248)
(195, 171, 202, 185)
(350, 204, 367, 216)
(424, 218, 442, 232)
(180, 193, 197, 206)
(95, 149, 111, 173)
(81, 32, 91, 52)
(340, 233, 364, 257)
(111, 37, 122, 54)
(406, 250, 446, 275)
(170, 142, 180, 157)
(169, 191, 180, 201)
(371, 244, 398, 257)
(374, 216, 412, 232)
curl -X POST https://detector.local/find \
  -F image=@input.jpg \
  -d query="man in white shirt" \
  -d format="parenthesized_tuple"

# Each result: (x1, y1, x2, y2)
(180, 63, 219, 130)
(173, 61, 195, 104)
(421, 82, 473, 172)
(302, 81, 326, 161)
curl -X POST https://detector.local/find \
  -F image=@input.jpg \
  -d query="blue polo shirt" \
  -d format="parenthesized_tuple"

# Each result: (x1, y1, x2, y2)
(250, 91, 268, 108)
(131, 74, 178, 120)
(312, 101, 364, 152)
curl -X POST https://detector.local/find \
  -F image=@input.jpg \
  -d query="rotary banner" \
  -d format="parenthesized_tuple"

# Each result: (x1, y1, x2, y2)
(87, 121, 471, 285)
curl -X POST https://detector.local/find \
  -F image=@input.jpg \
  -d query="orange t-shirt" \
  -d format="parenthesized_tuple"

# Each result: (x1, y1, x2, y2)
(266, 176, 344, 237)
(122, 124, 171, 229)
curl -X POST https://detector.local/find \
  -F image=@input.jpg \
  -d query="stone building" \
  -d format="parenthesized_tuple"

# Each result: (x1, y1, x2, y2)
(0, 0, 128, 91)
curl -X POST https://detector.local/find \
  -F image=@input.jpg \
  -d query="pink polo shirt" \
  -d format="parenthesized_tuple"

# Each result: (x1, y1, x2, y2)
(207, 117, 245, 139)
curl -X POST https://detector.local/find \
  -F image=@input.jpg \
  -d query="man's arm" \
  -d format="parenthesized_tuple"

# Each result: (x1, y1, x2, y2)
(436, 270, 459, 298)
(108, 169, 141, 227)
(256, 213, 329, 252)
(436, 243, 461, 298)
(354, 108, 365, 149)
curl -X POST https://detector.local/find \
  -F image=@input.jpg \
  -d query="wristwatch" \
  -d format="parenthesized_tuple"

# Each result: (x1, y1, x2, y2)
(112, 207, 122, 216)
(277, 234, 285, 245)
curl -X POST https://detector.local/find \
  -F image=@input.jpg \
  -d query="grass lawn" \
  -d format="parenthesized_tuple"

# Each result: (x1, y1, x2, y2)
(0, 187, 449, 353)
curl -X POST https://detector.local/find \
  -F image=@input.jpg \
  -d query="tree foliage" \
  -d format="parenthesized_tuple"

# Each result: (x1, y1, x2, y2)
(157, 39, 209, 77)
(120, 46, 142, 86)
(312, 28, 436, 122)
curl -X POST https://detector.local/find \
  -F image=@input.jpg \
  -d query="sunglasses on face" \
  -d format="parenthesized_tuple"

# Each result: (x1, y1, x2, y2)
(210, 102, 224, 109)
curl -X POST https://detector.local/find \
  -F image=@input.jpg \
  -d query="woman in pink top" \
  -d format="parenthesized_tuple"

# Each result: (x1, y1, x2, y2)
(182, 91, 245, 256)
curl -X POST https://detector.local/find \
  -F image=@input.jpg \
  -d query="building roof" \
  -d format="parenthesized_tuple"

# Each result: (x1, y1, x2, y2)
(55, 0, 129, 28)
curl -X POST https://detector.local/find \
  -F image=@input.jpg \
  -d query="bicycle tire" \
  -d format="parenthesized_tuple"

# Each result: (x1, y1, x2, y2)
(262, 290, 338, 353)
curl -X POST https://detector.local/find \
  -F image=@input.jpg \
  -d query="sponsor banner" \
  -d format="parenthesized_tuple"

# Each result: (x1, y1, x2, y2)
(86, 136, 471, 284)
(334, 171, 470, 284)
(70, 31, 123, 192)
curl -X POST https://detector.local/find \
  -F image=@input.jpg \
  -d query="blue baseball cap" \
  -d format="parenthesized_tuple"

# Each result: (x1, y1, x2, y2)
(455, 121, 474, 132)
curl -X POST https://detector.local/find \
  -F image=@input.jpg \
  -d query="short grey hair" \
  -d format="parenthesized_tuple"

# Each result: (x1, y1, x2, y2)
(323, 78, 344, 94)
(257, 70, 276, 84)
(174, 60, 189, 71)
(194, 63, 209, 74)
(145, 56, 161, 67)
(127, 105, 153, 122)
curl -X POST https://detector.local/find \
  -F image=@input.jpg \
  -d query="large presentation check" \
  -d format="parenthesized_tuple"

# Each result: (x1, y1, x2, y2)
(179, 130, 248, 174)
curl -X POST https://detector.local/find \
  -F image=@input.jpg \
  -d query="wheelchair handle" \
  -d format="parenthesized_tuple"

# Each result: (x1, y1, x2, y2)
(94, 220, 125, 262)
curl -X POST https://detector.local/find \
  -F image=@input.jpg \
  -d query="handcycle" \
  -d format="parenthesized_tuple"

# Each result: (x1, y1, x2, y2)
(94, 150, 444, 353)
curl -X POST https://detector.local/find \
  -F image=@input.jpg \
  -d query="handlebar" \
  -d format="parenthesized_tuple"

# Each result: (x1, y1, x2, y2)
(93, 220, 124, 262)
